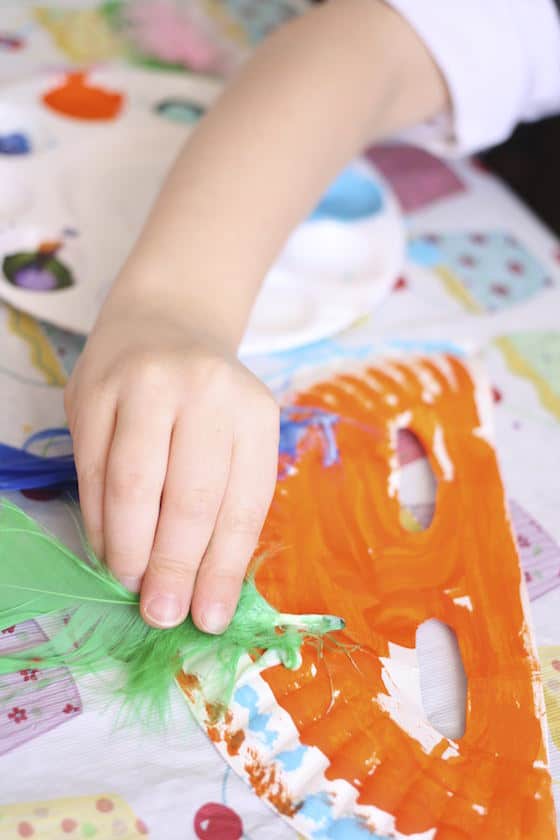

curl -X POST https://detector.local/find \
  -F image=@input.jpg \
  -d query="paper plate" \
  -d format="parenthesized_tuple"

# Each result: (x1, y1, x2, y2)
(177, 355, 555, 839)
(0, 67, 404, 356)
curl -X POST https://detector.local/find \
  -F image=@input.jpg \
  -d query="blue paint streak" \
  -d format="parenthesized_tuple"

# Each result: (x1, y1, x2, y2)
(310, 168, 383, 222)
(317, 818, 388, 839)
(243, 337, 373, 380)
(275, 745, 306, 771)
(234, 684, 258, 709)
(0, 428, 76, 491)
(299, 794, 331, 825)
(279, 407, 339, 472)
(388, 338, 466, 357)
(300, 795, 390, 840)
(0, 132, 31, 155)
(234, 684, 278, 747)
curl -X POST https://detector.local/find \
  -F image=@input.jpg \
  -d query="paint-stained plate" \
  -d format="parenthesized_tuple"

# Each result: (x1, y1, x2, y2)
(177, 354, 556, 839)
(0, 67, 404, 356)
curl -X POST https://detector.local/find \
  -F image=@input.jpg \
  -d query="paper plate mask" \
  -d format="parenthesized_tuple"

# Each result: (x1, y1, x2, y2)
(181, 355, 556, 838)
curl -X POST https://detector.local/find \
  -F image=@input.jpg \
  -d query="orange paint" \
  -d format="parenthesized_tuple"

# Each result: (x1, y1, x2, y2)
(254, 356, 556, 838)
(205, 701, 230, 726)
(225, 729, 245, 757)
(42, 72, 123, 121)
(201, 698, 243, 755)
(176, 672, 200, 702)
(38, 240, 61, 255)
(207, 726, 221, 744)
(244, 749, 300, 817)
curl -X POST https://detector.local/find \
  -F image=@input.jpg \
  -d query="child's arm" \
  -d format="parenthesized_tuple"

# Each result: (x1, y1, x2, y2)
(65, 0, 448, 631)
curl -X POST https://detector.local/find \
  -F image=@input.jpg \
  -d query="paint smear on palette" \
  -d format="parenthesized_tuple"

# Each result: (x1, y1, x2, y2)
(496, 331, 560, 422)
(0, 793, 149, 837)
(409, 232, 553, 313)
(255, 356, 556, 837)
(0, 619, 81, 756)
(0, 133, 31, 155)
(366, 144, 465, 212)
(2, 244, 74, 292)
(309, 168, 383, 222)
(42, 72, 124, 121)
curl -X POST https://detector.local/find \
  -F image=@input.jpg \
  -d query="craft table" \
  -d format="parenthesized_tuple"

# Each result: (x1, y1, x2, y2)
(1, 3, 560, 838)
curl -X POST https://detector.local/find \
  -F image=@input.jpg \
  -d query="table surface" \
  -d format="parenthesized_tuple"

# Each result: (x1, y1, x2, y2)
(1, 4, 560, 839)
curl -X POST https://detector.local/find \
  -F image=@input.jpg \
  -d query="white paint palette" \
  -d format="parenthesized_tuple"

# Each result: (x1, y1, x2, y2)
(0, 67, 404, 355)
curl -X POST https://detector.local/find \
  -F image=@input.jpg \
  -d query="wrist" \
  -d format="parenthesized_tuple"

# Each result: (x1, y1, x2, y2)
(98, 268, 247, 355)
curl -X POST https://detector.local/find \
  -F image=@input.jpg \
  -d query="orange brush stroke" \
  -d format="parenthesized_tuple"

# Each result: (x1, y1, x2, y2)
(42, 72, 123, 121)
(255, 355, 556, 838)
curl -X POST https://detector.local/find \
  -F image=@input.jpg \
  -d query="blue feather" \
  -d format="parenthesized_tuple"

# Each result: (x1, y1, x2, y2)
(0, 428, 77, 491)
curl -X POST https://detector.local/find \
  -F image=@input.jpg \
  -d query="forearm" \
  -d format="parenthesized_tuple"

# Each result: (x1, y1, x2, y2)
(106, 0, 448, 348)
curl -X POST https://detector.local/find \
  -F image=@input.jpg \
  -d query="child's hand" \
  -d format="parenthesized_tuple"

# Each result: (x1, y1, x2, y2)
(64, 305, 279, 632)
(62, 0, 447, 633)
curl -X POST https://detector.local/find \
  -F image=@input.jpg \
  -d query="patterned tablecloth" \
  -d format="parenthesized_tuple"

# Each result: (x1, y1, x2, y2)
(1, 3, 560, 839)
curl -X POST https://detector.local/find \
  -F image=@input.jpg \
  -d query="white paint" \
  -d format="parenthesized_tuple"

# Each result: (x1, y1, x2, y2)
(453, 595, 474, 612)
(432, 425, 455, 481)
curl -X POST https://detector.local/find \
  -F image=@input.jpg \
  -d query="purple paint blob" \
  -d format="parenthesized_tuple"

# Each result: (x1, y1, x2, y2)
(13, 266, 57, 291)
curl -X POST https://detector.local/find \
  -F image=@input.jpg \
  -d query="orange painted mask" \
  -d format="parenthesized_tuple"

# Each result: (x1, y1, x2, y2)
(254, 355, 556, 838)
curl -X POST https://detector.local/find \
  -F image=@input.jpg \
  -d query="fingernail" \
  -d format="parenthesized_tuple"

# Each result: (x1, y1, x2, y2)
(144, 594, 183, 627)
(200, 603, 230, 635)
(119, 575, 142, 593)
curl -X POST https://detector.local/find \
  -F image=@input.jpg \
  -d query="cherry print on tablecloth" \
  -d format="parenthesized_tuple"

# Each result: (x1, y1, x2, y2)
(0, 33, 25, 51)
(17, 822, 34, 838)
(392, 275, 408, 292)
(96, 798, 114, 813)
(20, 669, 38, 682)
(0, 620, 82, 755)
(8, 706, 27, 724)
(193, 802, 243, 840)
(409, 231, 553, 312)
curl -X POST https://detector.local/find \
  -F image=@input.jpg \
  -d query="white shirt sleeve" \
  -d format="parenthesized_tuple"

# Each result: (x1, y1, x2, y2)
(386, 0, 560, 157)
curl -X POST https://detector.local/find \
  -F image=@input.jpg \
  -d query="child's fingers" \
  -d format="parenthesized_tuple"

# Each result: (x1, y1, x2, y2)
(71, 394, 116, 560)
(103, 392, 172, 592)
(139, 406, 232, 629)
(190, 401, 279, 634)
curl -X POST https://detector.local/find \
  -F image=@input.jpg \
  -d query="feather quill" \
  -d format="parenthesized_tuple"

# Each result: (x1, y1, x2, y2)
(0, 499, 343, 724)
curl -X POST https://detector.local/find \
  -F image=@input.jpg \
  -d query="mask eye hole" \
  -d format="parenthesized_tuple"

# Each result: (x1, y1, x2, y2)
(396, 428, 437, 533)
(416, 619, 467, 740)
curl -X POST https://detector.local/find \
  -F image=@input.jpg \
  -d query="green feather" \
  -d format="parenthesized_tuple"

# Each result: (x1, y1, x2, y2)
(0, 499, 343, 725)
